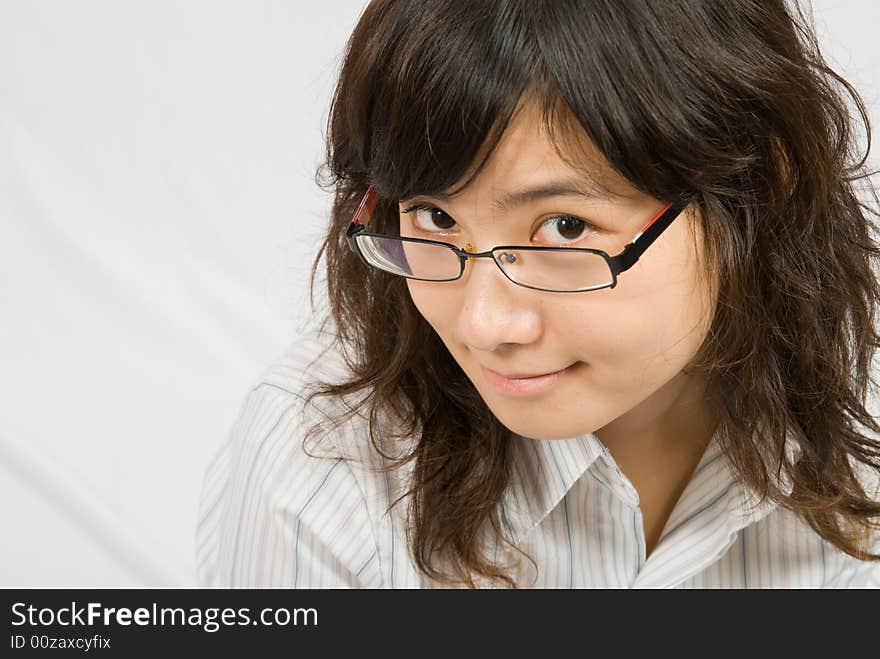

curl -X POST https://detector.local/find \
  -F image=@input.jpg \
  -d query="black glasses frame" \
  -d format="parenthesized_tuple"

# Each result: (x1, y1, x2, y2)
(345, 182, 699, 293)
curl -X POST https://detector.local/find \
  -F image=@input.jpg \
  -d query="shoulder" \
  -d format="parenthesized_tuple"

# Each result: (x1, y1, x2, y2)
(195, 322, 395, 587)
(730, 433, 880, 588)
(787, 451, 880, 588)
(840, 450, 880, 586)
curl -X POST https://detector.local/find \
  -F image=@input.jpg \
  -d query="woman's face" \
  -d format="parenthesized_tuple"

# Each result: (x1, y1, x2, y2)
(399, 102, 716, 443)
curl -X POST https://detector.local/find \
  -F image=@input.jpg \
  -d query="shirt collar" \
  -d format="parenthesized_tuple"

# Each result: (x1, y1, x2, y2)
(500, 430, 610, 543)
(500, 423, 803, 550)
(633, 428, 802, 588)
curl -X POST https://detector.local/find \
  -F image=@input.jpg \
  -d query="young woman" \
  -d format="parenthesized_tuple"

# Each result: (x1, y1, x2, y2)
(196, 0, 880, 588)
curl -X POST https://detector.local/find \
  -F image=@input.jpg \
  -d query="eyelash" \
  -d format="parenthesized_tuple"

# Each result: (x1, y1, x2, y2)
(399, 203, 600, 245)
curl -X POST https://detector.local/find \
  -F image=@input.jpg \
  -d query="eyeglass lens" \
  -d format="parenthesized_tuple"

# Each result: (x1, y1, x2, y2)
(355, 235, 613, 292)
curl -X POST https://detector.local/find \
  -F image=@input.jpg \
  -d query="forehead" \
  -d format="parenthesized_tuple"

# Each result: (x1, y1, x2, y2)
(452, 98, 631, 200)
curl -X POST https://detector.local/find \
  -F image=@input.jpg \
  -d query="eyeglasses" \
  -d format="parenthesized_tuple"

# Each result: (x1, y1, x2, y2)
(345, 181, 699, 293)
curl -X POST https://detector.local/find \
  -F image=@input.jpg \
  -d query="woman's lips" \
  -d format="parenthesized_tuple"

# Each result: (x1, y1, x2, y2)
(479, 363, 576, 397)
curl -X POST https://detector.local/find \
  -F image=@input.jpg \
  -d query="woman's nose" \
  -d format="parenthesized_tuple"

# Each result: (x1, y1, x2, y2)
(454, 254, 543, 351)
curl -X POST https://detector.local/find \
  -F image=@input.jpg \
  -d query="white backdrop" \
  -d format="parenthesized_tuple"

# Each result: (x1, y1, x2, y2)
(0, 1, 877, 586)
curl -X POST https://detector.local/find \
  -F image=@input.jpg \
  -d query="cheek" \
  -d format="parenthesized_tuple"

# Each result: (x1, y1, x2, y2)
(623, 288, 711, 377)
(644, 292, 709, 360)
(406, 280, 454, 331)
(583, 238, 713, 375)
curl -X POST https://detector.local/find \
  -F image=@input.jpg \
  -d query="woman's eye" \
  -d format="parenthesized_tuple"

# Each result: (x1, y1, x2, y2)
(535, 216, 595, 244)
(402, 204, 456, 232)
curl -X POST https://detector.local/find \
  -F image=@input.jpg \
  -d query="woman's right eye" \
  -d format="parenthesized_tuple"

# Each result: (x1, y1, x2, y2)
(401, 204, 457, 233)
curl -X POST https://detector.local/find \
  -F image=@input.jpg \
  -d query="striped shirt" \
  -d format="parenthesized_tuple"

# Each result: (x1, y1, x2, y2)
(195, 324, 880, 588)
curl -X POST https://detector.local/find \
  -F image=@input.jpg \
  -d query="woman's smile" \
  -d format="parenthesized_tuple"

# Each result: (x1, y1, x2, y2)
(479, 362, 579, 397)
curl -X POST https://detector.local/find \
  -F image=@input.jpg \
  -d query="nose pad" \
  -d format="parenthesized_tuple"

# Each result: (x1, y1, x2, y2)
(461, 243, 500, 276)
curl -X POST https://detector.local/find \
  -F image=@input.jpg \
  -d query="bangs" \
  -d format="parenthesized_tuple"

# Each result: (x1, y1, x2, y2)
(333, 0, 745, 212)
(361, 0, 549, 201)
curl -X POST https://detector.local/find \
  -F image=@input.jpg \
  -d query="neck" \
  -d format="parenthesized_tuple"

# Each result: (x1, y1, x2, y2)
(595, 370, 719, 472)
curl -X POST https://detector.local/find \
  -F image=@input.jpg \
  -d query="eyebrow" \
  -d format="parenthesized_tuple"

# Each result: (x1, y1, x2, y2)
(409, 177, 623, 212)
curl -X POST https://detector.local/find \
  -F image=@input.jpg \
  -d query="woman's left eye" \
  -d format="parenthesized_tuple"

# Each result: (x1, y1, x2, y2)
(535, 215, 594, 244)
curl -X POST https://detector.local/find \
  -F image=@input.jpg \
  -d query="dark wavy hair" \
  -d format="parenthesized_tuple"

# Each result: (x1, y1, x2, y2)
(300, 0, 880, 587)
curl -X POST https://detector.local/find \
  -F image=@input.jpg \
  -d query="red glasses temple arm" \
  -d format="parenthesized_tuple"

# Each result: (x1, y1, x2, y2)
(352, 185, 379, 228)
